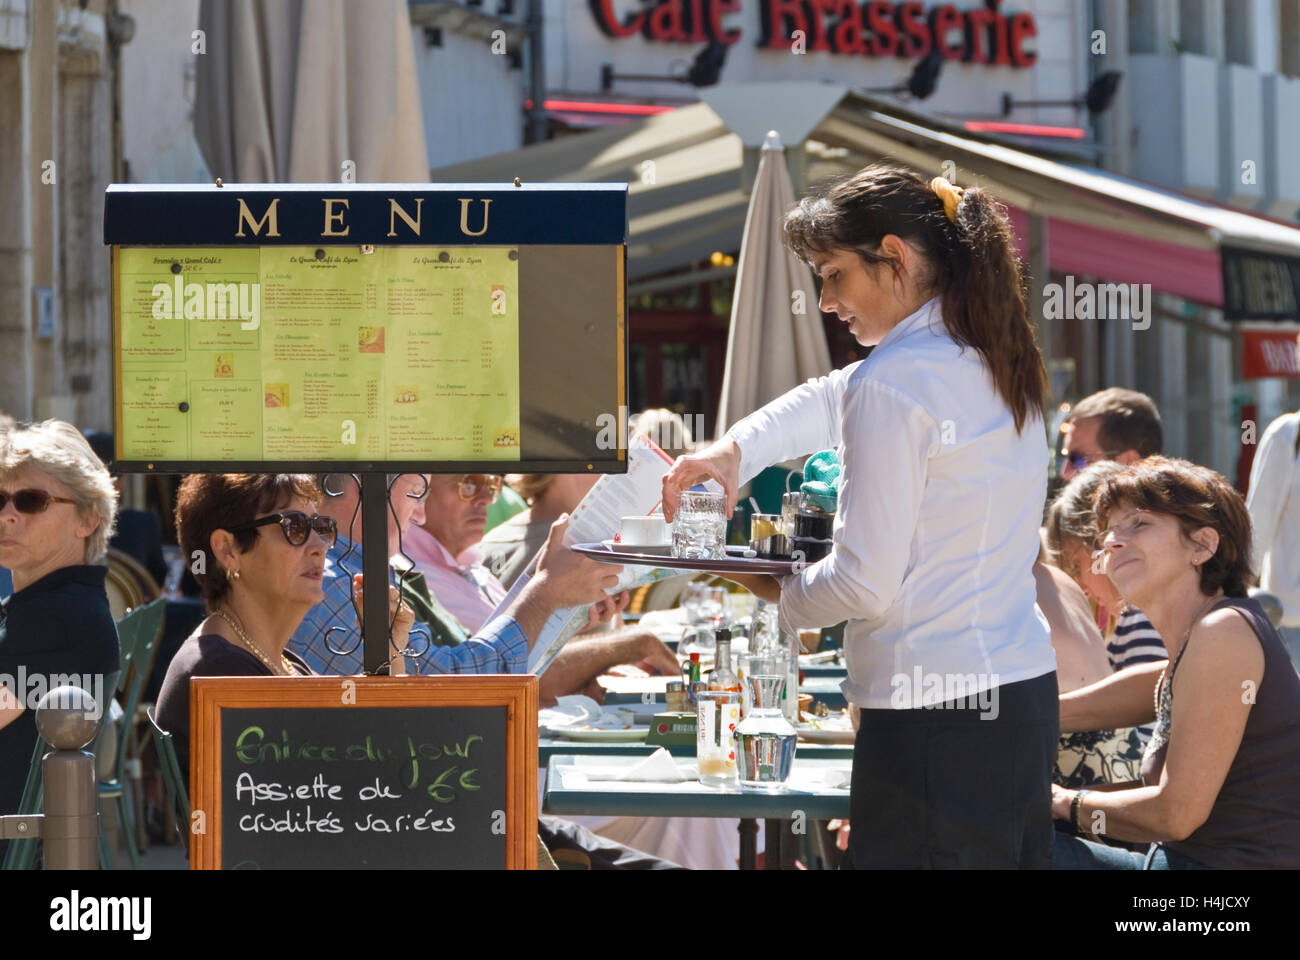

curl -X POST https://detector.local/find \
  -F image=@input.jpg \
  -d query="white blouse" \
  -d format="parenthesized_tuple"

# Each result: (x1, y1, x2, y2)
(726, 296, 1056, 709)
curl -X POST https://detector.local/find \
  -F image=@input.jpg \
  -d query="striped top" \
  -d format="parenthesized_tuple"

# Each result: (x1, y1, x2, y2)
(1110, 607, 1167, 743)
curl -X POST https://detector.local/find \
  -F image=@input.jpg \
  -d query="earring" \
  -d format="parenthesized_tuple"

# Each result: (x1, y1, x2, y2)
(226, 568, 241, 582)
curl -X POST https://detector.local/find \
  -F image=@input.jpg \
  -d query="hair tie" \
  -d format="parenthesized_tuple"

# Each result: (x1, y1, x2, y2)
(930, 176, 964, 224)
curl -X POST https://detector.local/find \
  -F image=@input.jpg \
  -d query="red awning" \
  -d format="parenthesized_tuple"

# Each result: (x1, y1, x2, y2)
(1005, 207, 1224, 306)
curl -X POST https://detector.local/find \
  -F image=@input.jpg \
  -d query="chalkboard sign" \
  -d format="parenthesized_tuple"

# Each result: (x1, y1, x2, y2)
(190, 676, 537, 869)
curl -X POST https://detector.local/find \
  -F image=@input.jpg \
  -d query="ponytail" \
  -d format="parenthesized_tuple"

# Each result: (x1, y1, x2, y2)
(947, 186, 1048, 433)
(783, 163, 1049, 434)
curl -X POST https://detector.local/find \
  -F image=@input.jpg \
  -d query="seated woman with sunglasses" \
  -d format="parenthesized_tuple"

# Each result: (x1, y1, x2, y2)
(155, 473, 413, 782)
(0, 420, 120, 851)
(1051, 458, 1300, 869)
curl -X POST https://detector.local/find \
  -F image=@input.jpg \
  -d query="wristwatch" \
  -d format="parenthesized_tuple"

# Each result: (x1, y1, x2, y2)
(1070, 788, 1093, 836)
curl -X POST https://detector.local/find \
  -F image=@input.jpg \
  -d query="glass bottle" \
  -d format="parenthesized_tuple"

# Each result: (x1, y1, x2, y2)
(736, 674, 798, 792)
(707, 630, 741, 693)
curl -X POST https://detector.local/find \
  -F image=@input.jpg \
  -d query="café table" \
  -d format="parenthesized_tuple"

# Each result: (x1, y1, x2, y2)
(600, 675, 847, 710)
(538, 736, 852, 764)
(544, 753, 852, 869)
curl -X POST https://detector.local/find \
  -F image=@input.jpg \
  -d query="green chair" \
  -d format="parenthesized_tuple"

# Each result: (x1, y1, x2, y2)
(1, 737, 48, 871)
(146, 706, 189, 843)
(98, 598, 166, 870)
(2, 665, 120, 871)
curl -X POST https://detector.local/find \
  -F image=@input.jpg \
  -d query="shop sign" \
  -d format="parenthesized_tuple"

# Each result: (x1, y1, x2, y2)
(589, 0, 1037, 66)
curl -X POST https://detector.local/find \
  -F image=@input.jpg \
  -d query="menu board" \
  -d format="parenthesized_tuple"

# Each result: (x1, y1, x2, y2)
(115, 246, 521, 464)
(190, 676, 538, 870)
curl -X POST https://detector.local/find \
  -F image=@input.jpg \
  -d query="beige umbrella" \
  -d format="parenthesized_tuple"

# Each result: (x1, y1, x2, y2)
(194, 0, 428, 182)
(715, 130, 832, 439)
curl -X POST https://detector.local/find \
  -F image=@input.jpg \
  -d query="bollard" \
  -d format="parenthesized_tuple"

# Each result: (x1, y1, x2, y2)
(35, 686, 101, 870)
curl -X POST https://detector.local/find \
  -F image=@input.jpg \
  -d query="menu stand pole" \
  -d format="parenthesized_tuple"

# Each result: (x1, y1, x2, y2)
(360, 472, 392, 676)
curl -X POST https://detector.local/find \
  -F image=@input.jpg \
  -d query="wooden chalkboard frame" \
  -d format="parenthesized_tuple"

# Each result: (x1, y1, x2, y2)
(190, 675, 537, 869)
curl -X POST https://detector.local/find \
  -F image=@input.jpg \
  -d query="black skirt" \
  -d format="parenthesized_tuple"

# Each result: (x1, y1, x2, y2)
(845, 670, 1059, 869)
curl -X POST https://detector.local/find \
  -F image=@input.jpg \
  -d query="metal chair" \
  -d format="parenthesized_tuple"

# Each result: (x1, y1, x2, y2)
(146, 706, 189, 843)
(98, 598, 165, 869)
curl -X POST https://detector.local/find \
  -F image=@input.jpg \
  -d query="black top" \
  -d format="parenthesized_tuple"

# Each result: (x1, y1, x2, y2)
(1141, 596, 1300, 868)
(0, 566, 120, 822)
(155, 632, 310, 788)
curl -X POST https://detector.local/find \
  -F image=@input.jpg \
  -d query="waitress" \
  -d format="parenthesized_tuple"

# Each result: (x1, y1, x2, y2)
(663, 163, 1059, 868)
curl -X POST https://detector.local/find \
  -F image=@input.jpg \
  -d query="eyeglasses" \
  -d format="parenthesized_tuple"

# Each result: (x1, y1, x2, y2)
(224, 511, 338, 547)
(1097, 509, 1151, 547)
(0, 489, 79, 514)
(457, 475, 502, 503)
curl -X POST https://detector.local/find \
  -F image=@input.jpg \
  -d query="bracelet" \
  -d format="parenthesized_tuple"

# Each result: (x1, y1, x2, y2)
(1070, 788, 1092, 836)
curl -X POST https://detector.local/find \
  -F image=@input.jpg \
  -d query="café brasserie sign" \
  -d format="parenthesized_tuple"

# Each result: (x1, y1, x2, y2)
(590, 0, 1038, 66)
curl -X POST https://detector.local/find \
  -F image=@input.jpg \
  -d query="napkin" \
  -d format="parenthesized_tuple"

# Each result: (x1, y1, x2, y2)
(822, 767, 852, 791)
(800, 449, 841, 513)
(538, 695, 635, 731)
(581, 748, 688, 783)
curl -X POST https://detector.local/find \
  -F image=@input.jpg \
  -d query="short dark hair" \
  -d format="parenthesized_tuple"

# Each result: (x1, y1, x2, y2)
(1067, 388, 1163, 458)
(1093, 456, 1255, 598)
(175, 473, 320, 609)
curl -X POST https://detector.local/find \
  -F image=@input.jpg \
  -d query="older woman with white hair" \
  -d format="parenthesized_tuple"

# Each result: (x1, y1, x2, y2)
(0, 419, 120, 848)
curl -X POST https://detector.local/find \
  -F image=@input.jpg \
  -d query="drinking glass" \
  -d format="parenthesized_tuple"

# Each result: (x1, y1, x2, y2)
(672, 490, 727, 560)
(681, 579, 710, 624)
(736, 675, 797, 792)
(696, 689, 741, 787)
(698, 585, 728, 625)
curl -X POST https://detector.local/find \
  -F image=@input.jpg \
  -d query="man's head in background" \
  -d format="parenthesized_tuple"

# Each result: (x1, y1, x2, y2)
(1060, 388, 1163, 481)
(419, 474, 502, 558)
(316, 473, 428, 549)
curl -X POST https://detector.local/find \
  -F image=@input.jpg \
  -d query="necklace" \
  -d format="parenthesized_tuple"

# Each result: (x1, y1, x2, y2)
(214, 608, 296, 677)
(1153, 594, 1221, 717)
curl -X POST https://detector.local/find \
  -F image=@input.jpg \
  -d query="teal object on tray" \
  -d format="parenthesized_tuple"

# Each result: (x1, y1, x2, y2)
(800, 449, 841, 513)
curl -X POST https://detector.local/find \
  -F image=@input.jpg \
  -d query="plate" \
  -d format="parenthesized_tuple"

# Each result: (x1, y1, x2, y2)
(548, 726, 650, 743)
(796, 724, 855, 744)
(602, 540, 674, 556)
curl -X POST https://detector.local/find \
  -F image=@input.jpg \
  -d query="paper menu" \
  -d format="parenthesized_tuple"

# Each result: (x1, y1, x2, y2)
(479, 433, 691, 675)
(565, 433, 676, 544)
(115, 245, 521, 463)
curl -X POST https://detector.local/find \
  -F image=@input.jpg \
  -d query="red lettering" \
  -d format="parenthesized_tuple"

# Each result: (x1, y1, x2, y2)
(1009, 12, 1036, 66)
(895, 1, 929, 58)
(706, 0, 742, 43)
(805, 0, 837, 51)
(865, 0, 898, 56)
(831, 0, 867, 54)
(929, 4, 966, 60)
(590, 0, 644, 38)
(964, 6, 993, 63)
(647, 0, 689, 42)
(989, 0, 1012, 65)
(685, 0, 707, 41)
(761, 0, 809, 48)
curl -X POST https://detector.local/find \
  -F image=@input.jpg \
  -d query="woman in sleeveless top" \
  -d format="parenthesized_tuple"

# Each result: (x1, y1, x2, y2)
(1051, 457, 1300, 869)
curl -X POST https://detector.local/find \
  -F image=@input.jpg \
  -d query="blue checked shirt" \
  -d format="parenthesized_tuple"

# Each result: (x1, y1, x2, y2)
(289, 536, 530, 676)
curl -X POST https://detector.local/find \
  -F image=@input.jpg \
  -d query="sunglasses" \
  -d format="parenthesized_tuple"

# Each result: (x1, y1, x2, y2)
(1062, 449, 1121, 472)
(0, 489, 79, 514)
(225, 511, 338, 547)
(456, 475, 502, 503)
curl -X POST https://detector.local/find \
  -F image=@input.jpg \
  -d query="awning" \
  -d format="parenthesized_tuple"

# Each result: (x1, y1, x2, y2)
(428, 83, 1300, 319)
